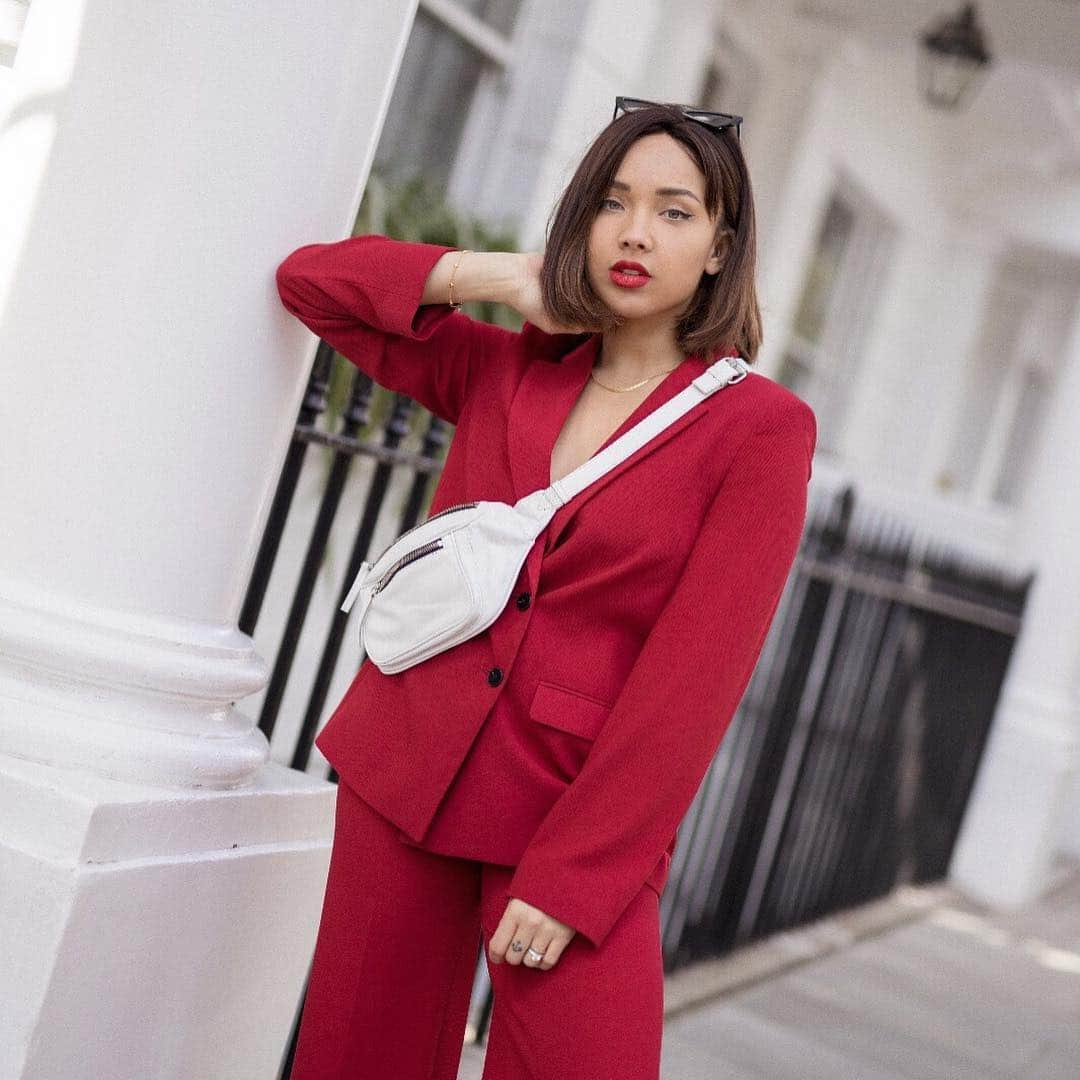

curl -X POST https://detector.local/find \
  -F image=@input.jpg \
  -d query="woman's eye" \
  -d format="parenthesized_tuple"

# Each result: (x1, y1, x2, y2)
(599, 199, 690, 219)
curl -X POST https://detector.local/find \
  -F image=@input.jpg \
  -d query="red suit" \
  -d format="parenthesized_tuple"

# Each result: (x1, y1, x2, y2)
(275, 234, 816, 1079)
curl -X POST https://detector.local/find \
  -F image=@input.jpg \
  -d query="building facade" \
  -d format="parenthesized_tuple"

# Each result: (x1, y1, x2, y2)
(374, 0, 1080, 900)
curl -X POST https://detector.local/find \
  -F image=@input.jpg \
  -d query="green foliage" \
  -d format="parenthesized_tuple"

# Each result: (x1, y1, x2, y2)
(321, 170, 524, 439)
(354, 170, 523, 330)
(313, 172, 524, 588)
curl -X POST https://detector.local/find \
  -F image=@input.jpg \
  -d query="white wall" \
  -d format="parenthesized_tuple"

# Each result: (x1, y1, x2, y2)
(0, 1, 424, 1076)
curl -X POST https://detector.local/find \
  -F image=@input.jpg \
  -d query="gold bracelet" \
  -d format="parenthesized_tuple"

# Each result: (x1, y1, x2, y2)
(447, 249, 472, 309)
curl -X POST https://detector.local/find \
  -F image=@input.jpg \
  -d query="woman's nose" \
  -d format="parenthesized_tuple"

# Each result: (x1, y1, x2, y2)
(619, 212, 654, 250)
(620, 230, 651, 251)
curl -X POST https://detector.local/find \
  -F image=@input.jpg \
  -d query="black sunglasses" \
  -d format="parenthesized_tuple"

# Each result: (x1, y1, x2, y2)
(613, 95, 742, 142)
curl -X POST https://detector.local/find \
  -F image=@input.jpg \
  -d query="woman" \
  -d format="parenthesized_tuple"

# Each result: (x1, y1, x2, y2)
(276, 98, 816, 1080)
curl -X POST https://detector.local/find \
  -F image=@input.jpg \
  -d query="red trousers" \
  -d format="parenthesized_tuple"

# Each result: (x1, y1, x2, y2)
(290, 779, 665, 1080)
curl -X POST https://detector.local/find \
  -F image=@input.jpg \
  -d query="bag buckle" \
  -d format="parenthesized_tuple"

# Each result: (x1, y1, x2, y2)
(691, 357, 748, 395)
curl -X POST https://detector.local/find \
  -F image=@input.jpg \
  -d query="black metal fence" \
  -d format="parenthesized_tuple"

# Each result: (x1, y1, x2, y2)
(259, 350, 1032, 1074)
(655, 483, 1030, 969)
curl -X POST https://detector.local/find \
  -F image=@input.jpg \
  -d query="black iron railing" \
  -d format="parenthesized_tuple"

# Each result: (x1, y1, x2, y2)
(655, 484, 1029, 969)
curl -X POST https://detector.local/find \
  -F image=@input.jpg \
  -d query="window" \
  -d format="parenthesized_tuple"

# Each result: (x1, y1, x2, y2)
(941, 255, 1079, 508)
(776, 178, 896, 455)
(374, 0, 522, 196)
(777, 195, 855, 399)
(0, 0, 30, 71)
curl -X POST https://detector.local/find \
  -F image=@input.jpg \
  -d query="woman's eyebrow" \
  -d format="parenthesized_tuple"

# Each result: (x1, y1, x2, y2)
(609, 179, 703, 205)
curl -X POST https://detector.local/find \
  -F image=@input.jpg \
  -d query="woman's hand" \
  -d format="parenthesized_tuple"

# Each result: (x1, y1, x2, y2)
(511, 252, 596, 336)
(488, 896, 577, 971)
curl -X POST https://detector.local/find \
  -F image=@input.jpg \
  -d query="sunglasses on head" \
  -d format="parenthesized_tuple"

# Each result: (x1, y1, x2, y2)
(613, 95, 743, 142)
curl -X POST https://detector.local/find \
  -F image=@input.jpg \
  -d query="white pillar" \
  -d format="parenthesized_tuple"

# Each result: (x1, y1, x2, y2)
(949, 295, 1080, 905)
(635, 0, 724, 106)
(739, 44, 830, 292)
(0, 2, 418, 1076)
(841, 221, 1004, 493)
(751, 46, 840, 381)
(518, 0, 673, 249)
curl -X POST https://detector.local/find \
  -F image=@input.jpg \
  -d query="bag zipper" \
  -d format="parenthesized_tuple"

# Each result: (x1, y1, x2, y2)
(373, 538, 444, 595)
(397, 500, 479, 542)
(369, 500, 479, 566)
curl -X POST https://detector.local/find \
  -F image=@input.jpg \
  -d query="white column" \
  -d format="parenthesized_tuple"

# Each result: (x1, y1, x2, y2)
(0, 2, 418, 1076)
(949, 295, 1080, 905)
(739, 44, 831, 293)
(634, 0, 724, 106)
(751, 46, 841, 381)
(841, 221, 1004, 493)
(517, 0, 675, 249)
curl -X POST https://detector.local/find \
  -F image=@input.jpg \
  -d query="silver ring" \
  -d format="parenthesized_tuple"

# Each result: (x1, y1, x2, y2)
(526, 947, 545, 962)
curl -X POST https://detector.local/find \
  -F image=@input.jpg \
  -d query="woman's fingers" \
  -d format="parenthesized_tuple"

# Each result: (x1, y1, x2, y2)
(521, 929, 555, 968)
(487, 898, 576, 970)
(487, 904, 527, 965)
(512, 252, 599, 336)
(535, 934, 567, 971)
(502, 914, 540, 967)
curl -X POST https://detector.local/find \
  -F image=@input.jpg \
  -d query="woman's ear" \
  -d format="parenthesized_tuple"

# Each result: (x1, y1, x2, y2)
(705, 229, 731, 275)
(704, 244, 725, 276)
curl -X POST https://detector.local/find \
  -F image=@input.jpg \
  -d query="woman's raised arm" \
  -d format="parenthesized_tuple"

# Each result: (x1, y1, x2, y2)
(275, 233, 525, 425)
(418, 248, 525, 308)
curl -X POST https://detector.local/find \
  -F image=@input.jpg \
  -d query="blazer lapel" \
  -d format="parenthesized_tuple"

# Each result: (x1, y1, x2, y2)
(507, 326, 714, 553)
(506, 328, 599, 503)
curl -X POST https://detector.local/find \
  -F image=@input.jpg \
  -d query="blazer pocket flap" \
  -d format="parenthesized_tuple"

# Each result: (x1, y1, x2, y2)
(529, 681, 612, 741)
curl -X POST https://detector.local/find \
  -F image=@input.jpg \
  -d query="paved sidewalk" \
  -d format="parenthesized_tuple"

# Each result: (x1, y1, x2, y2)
(458, 857, 1080, 1079)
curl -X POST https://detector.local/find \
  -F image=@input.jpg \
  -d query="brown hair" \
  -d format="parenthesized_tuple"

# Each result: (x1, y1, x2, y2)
(539, 103, 763, 363)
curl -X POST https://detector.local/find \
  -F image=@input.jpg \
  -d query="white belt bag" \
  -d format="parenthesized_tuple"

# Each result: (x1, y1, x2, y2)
(341, 355, 749, 673)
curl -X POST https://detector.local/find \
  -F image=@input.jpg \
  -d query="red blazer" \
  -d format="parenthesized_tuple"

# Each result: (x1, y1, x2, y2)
(275, 234, 816, 950)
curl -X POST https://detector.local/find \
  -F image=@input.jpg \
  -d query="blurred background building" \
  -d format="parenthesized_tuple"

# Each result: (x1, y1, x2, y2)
(308, 0, 1080, 921)
(1, 1, 1079, 1077)
(360, 0, 1080, 895)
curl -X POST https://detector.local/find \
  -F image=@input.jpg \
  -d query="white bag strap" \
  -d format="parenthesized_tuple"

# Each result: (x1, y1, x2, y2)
(548, 355, 749, 504)
(342, 355, 751, 613)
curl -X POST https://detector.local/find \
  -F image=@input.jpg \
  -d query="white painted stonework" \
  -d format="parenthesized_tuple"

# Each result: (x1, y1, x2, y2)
(0, 757, 333, 1079)
(0, 1, 423, 1076)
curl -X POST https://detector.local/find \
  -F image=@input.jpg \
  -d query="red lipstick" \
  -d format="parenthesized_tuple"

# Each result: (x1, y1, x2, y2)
(609, 260, 651, 289)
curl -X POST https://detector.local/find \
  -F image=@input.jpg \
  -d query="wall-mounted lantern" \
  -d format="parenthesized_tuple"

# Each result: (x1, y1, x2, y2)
(918, 3, 993, 110)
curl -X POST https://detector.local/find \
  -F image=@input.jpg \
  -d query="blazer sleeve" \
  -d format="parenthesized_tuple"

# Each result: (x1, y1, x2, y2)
(274, 233, 515, 425)
(506, 395, 817, 950)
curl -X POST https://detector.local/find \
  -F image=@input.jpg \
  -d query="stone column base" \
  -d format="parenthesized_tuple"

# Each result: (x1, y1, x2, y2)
(0, 755, 335, 1080)
(949, 685, 1078, 909)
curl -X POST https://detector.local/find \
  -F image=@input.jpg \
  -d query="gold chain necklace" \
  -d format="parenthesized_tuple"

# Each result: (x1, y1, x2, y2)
(589, 361, 683, 393)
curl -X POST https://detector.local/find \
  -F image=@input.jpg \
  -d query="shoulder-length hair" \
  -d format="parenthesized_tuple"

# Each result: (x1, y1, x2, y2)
(539, 102, 763, 364)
